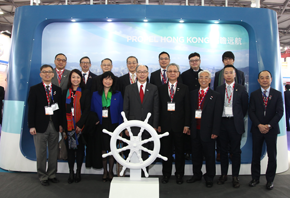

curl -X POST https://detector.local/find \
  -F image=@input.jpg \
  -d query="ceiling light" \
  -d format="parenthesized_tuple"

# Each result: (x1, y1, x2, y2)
(251, 2, 256, 7)
(71, 19, 76, 22)
(179, 20, 184, 23)
(214, 21, 219, 24)
(107, 19, 112, 22)
(143, 19, 148, 22)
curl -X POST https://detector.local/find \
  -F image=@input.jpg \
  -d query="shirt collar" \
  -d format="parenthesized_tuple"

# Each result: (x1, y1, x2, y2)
(137, 81, 147, 87)
(169, 81, 177, 87)
(82, 71, 89, 75)
(199, 87, 209, 92)
(43, 82, 52, 87)
(261, 87, 270, 93)
(225, 81, 235, 88)
(56, 68, 64, 72)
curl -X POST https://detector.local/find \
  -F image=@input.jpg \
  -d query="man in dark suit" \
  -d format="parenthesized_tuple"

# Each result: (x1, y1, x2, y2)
(158, 63, 190, 185)
(51, 53, 70, 91)
(123, 64, 159, 172)
(119, 56, 138, 97)
(181, 52, 203, 91)
(213, 51, 245, 91)
(150, 51, 182, 87)
(79, 56, 97, 91)
(248, 70, 283, 190)
(28, 65, 63, 186)
(216, 65, 248, 188)
(187, 70, 222, 188)
(91, 58, 119, 94)
(284, 84, 290, 131)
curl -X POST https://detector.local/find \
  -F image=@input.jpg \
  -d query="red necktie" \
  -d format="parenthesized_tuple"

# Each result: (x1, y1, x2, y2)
(200, 90, 204, 98)
(140, 85, 144, 103)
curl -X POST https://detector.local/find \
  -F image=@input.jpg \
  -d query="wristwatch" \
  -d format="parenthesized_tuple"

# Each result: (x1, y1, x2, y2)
(268, 124, 271, 129)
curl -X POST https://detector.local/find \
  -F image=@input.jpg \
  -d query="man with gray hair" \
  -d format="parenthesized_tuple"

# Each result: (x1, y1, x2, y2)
(187, 70, 223, 188)
(158, 63, 190, 185)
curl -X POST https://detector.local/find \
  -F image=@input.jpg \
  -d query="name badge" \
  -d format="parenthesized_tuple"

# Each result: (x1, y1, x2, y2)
(45, 106, 54, 115)
(167, 102, 175, 111)
(224, 107, 232, 115)
(51, 103, 59, 111)
(102, 109, 108, 118)
(195, 109, 202, 119)
(71, 108, 74, 116)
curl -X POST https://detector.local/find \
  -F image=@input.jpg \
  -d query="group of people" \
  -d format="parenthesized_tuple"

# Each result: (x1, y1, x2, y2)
(28, 51, 284, 191)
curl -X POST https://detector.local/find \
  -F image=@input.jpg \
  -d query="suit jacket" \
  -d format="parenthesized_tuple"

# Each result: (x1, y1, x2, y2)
(0, 86, 4, 124)
(158, 82, 190, 132)
(123, 83, 159, 128)
(285, 90, 290, 110)
(119, 73, 149, 98)
(28, 83, 62, 133)
(249, 88, 283, 134)
(181, 68, 202, 91)
(85, 71, 97, 91)
(150, 69, 183, 87)
(51, 69, 71, 91)
(216, 83, 248, 134)
(91, 91, 123, 125)
(62, 89, 91, 131)
(214, 68, 245, 90)
(190, 88, 223, 142)
(91, 74, 120, 95)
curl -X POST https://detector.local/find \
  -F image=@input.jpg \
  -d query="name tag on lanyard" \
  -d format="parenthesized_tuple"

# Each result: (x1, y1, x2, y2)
(195, 109, 202, 119)
(45, 106, 54, 115)
(167, 102, 175, 111)
(102, 108, 109, 118)
(51, 103, 59, 111)
(224, 107, 232, 115)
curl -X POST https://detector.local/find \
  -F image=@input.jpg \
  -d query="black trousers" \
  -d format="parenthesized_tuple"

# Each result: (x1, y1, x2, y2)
(67, 138, 85, 170)
(286, 108, 290, 130)
(160, 129, 185, 177)
(191, 130, 216, 181)
(220, 118, 242, 176)
(251, 131, 277, 182)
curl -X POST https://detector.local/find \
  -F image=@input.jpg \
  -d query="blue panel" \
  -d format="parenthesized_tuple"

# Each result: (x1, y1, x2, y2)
(2, 100, 24, 134)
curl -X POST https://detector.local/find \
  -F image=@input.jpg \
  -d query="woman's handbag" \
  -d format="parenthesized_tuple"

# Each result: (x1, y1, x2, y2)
(58, 134, 68, 160)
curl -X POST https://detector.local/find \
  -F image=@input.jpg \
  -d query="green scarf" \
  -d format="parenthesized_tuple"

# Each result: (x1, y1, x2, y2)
(102, 90, 112, 107)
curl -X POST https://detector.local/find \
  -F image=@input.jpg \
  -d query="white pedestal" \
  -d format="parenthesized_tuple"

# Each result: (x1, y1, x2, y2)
(109, 177, 159, 198)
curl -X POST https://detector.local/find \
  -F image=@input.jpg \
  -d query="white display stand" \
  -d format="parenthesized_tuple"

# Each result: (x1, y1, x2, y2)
(102, 112, 168, 198)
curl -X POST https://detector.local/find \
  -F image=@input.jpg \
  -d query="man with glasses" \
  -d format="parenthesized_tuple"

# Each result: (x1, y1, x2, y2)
(158, 63, 190, 185)
(52, 53, 70, 91)
(150, 51, 182, 87)
(123, 65, 159, 175)
(28, 65, 63, 186)
(181, 52, 203, 91)
(79, 56, 97, 91)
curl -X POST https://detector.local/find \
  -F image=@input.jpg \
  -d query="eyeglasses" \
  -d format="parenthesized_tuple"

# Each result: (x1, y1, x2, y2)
(167, 70, 179, 74)
(137, 71, 148, 74)
(56, 58, 67, 62)
(102, 64, 112, 67)
(159, 58, 169, 61)
(81, 62, 91, 65)
(41, 71, 54, 74)
(223, 58, 233, 61)
(199, 77, 210, 80)
(128, 62, 137, 65)
(189, 59, 200, 63)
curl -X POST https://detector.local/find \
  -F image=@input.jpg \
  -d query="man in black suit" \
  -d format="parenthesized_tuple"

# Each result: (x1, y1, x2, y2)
(158, 63, 190, 185)
(248, 70, 283, 190)
(284, 84, 290, 131)
(28, 65, 63, 186)
(79, 56, 97, 91)
(216, 65, 248, 188)
(123, 65, 159, 174)
(213, 51, 245, 91)
(119, 56, 138, 97)
(187, 70, 222, 188)
(181, 52, 203, 91)
(150, 51, 182, 87)
(51, 53, 70, 91)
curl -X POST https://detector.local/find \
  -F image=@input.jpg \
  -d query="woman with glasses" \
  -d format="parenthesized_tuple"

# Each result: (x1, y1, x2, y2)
(91, 71, 123, 182)
(62, 69, 90, 184)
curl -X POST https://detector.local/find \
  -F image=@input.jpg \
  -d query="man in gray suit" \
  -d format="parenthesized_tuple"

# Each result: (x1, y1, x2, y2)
(123, 65, 159, 171)
(51, 53, 70, 90)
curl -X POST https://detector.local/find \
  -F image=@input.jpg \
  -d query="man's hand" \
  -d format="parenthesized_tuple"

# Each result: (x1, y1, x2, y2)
(157, 126, 161, 133)
(183, 127, 189, 134)
(76, 126, 81, 134)
(187, 129, 191, 135)
(30, 128, 36, 135)
(211, 134, 218, 139)
(258, 124, 269, 134)
(95, 121, 100, 125)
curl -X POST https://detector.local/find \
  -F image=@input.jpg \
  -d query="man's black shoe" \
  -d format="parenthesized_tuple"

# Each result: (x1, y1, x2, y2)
(176, 174, 183, 185)
(249, 179, 260, 187)
(206, 181, 213, 188)
(217, 175, 227, 185)
(40, 180, 49, 186)
(186, 176, 202, 183)
(48, 178, 60, 183)
(161, 176, 169, 184)
(232, 176, 240, 188)
(266, 182, 274, 190)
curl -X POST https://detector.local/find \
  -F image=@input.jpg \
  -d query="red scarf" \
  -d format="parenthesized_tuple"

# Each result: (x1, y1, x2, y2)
(66, 87, 82, 131)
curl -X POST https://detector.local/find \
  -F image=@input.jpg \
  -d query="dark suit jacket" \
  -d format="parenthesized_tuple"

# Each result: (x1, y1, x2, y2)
(85, 71, 97, 91)
(285, 90, 290, 110)
(0, 86, 4, 124)
(181, 68, 202, 91)
(190, 88, 223, 142)
(214, 68, 245, 90)
(51, 69, 70, 91)
(28, 83, 62, 133)
(91, 91, 123, 125)
(158, 82, 190, 132)
(123, 83, 159, 128)
(119, 73, 149, 98)
(249, 88, 283, 134)
(62, 89, 91, 131)
(150, 69, 183, 88)
(216, 83, 248, 134)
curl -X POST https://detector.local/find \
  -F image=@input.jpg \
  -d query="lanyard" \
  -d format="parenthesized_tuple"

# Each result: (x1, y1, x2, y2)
(43, 83, 53, 106)
(160, 70, 167, 84)
(168, 82, 177, 102)
(198, 87, 209, 109)
(225, 83, 235, 104)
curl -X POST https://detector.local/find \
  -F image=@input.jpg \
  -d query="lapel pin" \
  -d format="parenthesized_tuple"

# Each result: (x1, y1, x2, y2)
(146, 89, 149, 91)
(269, 95, 272, 100)
(236, 89, 238, 91)
(177, 88, 180, 91)
(63, 75, 66, 77)
(54, 91, 56, 95)
(89, 76, 92, 78)
(210, 96, 213, 100)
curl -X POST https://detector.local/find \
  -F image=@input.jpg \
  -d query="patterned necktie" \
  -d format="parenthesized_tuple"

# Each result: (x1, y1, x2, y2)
(162, 69, 166, 84)
(56, 70, 63, 85)
(46, 86, 51, 104)
(263, 90, 268, 108)
(140, 85, 144, 103)
(132, 73, 135, 83)
(200, 89, 205, 98)
(83, 73, 86, 83)
(227, 85, 232, 105)
(171, 84, 174, 95)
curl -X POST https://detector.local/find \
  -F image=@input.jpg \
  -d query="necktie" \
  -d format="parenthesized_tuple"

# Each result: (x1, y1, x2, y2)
(83, 73, 86, 83)
(200, 89, 204, 98)
(171, 84, 174, 95)
(140, 85, 144, 104)
(46, 86, 51, 104)
(132, 74, 135, 83)
(56, 70, 62, 85)
(227, 85, 231, 105)
(162, 70, 166, 84)
(263, 90, 268, 107)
